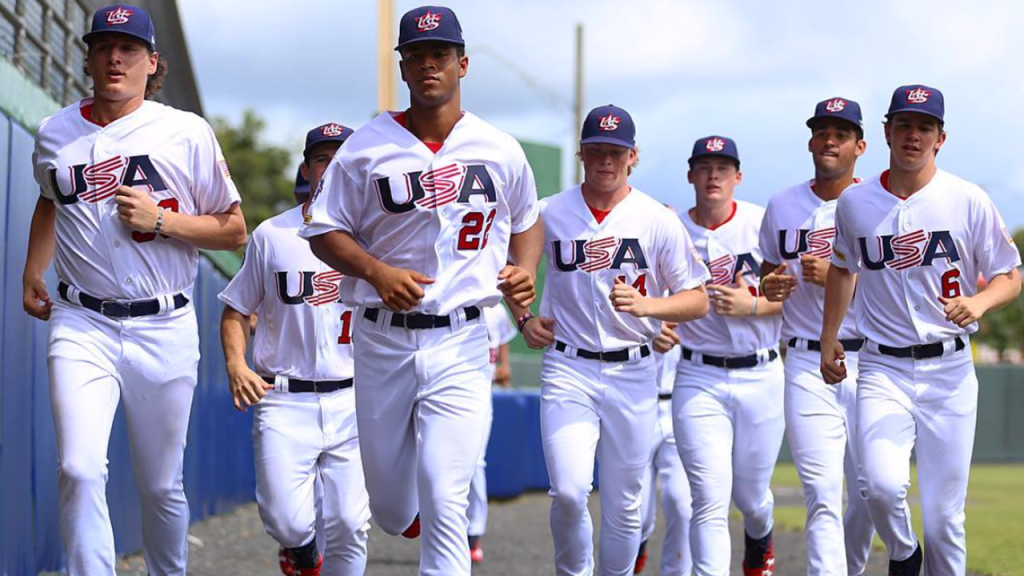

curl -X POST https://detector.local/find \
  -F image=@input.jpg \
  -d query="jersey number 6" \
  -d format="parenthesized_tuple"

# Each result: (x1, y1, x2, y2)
(941, 268, 962, 299)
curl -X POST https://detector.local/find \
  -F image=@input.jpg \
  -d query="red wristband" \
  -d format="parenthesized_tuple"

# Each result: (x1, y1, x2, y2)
(517, 312, 535, 333)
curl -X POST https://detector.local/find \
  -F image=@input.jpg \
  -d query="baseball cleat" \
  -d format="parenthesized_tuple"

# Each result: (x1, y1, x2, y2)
(742, 530, 775, 576)
(633, 539, 649, 574)
(278, 547, 295, 576)
(401, 514, 421, 539)
(888, 544, 922, 576)
(294, 554, 322, 576)
(469, 534, 484, 563)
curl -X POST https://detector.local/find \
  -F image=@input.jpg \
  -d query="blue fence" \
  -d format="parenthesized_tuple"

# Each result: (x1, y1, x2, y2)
(0, 110, 256, 575)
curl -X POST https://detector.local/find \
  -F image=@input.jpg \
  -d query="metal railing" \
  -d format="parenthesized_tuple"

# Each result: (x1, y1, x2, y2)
(0, 0, 91, 105)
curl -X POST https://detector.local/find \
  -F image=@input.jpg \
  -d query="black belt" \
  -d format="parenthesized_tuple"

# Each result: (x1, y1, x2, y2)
(363, 306, 480, 329)
(658, 392, 672, 401)
(877, 337, 965, 360)
(681, 346, 778, 369)
(59, 281, 188, 319)
(554, 341, 651, 363)
(262, 375, 353, 394)
(788, 338, 865, 352)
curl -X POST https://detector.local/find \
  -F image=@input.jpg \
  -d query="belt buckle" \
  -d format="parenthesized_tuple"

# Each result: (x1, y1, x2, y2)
(100, 300, 131, 318)
(910, 344, 927, 360)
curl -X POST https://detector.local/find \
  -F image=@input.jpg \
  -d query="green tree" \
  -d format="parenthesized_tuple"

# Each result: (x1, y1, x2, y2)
(213, 110, 295, 238)
(975, 227, 1024, 357)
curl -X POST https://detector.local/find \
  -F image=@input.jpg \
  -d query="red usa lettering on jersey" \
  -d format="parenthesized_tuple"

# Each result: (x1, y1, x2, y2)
(552, 237, 649, 273)
(375, 162, 496, 213)
(859, 229, 961, 271)
(778, 227, 836, 260)
(275, 270, 344, 306)
(705, 252, 759, 285)
(48, 155, 168, 205)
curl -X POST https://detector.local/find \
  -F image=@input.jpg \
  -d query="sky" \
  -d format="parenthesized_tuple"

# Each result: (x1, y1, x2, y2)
(177, 0, 1024, 229)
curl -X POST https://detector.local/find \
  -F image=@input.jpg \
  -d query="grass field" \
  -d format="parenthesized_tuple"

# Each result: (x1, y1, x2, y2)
(769, 463, 1024, 576)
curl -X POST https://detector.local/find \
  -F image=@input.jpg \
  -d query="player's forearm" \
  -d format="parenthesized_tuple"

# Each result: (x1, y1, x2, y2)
(24, 197, 56, 281)
(644, 286, 709, 322)
(754, 296, 783, 316)
(161, 203, 247, 251)
(220, 306, 251, 371)
(974, 269, 1022, 314)
(821, 265, 856, 341)
(308, 230, 385, 281)
(496, 344, 511, 368)
(508, 216, 544, 275)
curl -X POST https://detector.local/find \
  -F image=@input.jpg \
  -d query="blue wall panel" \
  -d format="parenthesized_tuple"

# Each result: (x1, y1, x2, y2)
(0, 109, 256, 575)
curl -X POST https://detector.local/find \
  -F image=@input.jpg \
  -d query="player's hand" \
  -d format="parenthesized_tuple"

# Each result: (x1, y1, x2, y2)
(707, 272, 757, 317)
(369, 264, 435, 312)
(498, 265, 535, 308)
(819, 337, 848, 385)
(653, 322, 681, 354)
(493, 363, 512, 387)
(226, 362, 273, 412)
(523, 316, 555, 349)
(610, 277, 650, 317)
(800, 254, 830, 287)
(762, 263, 797, 302)
(114, 186, 160, 232)
(23, 276, 53, 321)
(939, 295, 987, 328)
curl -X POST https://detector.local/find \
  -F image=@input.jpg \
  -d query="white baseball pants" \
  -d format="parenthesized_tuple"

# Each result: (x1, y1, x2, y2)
(540, 348, 658, 576)
(351, 309, 490, 576)
(47, 303, 199, 576)
(855, 341, 977, 575)
(467, 396, 493, 538)
(639, 397, 693, 576)
(253, 386, 370, 575)
(672, 355, 785, 576)
(784, 347, 874, 576)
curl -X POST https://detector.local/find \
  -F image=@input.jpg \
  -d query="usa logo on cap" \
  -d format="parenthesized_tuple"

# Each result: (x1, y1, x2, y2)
(705, 137, 726, 152)
(825, 98, 846, 112)
(598, 115, 620, 131)
(321, 123, 346, 137)
(416, 10, 442, 31)
(906, 88, 930, 104)
(106, 6, 133, 25)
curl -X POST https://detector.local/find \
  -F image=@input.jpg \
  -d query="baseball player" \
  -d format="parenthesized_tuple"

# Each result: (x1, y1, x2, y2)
(21, 5, 246, 574)
(300, 6, 543, 575)
(219, 123, 369, 576)
(672, 136, 785, 576)
(521, 104, 709, 576)
(634, 329, 692, 576)
(759, 98, 875, 575)
(467, 304, 518, 563)
(822, 85, 1021, 575)
(295, 164, 312, 204)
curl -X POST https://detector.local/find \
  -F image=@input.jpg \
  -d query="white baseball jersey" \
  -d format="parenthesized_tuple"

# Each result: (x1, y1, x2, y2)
(539, 187, 709, 351)
(484, 304, 517, 364)
(832, 170, 1020, 347)
(33, 98, 241, 300)
(299, 111, 540, 315)
(676, 200, 782, 356)
(760, 181, 860, 341)
(219, 206, 353, 380)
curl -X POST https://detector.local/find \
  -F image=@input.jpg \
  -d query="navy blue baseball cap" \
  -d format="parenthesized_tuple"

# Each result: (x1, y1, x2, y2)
(689, 135, 740, 166)
(396, 6, 464, 51)
(294, 165, 310, 197)
(303, 123, 354, 161)
(580, 105, 636, 149)
(83, 5, 156, 51)
(807, 97, 863, 131)
(886, 84, 944, 123)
